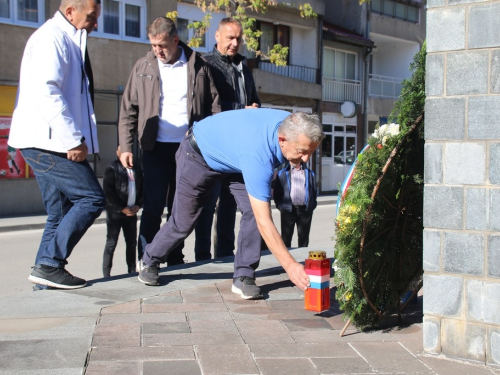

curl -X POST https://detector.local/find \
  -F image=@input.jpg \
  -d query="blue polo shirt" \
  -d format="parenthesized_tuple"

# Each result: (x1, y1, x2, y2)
(193, 108, 289, 201)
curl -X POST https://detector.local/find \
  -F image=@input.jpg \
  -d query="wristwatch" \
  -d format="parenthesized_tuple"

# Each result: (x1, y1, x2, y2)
(80, 136, 86, 144)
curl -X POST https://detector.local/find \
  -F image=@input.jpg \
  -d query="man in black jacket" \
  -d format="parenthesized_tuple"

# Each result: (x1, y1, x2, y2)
(195, 18, 261, 261)
(273, 161, 317, 248)
(102, 147, 143, 277)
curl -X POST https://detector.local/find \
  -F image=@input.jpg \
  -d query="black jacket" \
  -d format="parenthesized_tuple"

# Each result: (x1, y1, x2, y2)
(273, 163, 317, 214)
(103, 160, 143, 214)
(203, 46, 260, 111)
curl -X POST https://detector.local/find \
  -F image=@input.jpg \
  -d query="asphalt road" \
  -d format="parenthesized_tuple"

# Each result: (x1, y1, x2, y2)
(0, 204, 337, 298)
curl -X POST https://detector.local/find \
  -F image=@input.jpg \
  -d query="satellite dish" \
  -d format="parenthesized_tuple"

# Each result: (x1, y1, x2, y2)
(340, 101, 356, 118)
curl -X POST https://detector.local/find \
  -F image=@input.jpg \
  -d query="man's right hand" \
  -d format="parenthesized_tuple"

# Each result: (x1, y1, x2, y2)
(120, 151, 134, 168)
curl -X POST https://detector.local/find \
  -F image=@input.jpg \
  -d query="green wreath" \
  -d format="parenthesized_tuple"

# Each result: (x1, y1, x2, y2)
(334, 42, 426, 330)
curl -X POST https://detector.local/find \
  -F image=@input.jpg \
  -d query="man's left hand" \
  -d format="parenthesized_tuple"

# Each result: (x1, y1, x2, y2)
(245, 103, 259, 109)
(284, 261, 310, 291)
(67, 142, 88, 162)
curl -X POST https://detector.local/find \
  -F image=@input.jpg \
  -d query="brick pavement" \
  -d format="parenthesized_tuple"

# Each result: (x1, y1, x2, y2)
(84, 271, 499, 375)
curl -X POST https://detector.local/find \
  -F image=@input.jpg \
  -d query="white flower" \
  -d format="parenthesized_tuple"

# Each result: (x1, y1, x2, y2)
(372, 123, 400, 145)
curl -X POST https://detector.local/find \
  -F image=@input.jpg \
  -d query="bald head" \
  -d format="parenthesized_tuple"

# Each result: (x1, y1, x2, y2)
(60, 0, 101, 32)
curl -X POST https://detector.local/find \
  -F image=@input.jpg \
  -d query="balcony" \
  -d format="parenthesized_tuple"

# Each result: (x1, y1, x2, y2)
(257, 61, 318, 84)
(322, 76, 362, 104)
(368, 74, 404, 99)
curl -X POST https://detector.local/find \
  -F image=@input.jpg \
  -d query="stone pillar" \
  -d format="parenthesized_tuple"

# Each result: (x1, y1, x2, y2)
(424, 0, 500, 366)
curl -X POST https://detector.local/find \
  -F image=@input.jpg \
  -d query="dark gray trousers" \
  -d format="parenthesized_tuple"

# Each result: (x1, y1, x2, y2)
(142, 135, 261, 278)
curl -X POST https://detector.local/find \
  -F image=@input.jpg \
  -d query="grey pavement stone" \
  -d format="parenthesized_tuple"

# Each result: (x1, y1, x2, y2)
(186, 311, 234, 321)
(0, 370, 82, 375)
(423, 230, 441, 272)
(443, 232, 484, 276)
(489, 143, 500, 184)
(98, 312, 187, 324)
(143, 331, 244, 346)
(469, 2, 500, 49)
(420, 355, 495, 375)
(350, 341, 433, 373)
(425, 98, 465, 140)
(92, 323, 141, 347)
(489, 189, 500, 231)
(426, 54, 444, 97)
(88, 346, 195, 361)
(256, 358, 320, 375)
(446, 51, 488, 95)
(423, 317, 441, 354)
(143, 360, 202, 375)
(487, 235, 500, 279)
(312, 357, 373, 374)
(466, 188, 488, 231)
(189, 319, 239, 333)
(488, 327, 500, 366)
(423, 186, 463, 229)
(142, 302, 227, 313)
(85, 361, 141, 375)
(468, 96, 500, 139)
(281, 318, 333, 331)
(424, 143, 442, 184)
(424, 274, 463, 317)
(441, 319, 486, 362)
(466, 280, 500, 325)
(444, 142, 486, 185)
(0, 338, 89, 371)
(427, 7, 465, 53)
(236, 319, 295, 344)
(142, 293, 183, 304)
(196, 344, 260, 374)
(291, 330, 396, 343)
(142, 322, 190, 334)
(249, 342, 357, 358)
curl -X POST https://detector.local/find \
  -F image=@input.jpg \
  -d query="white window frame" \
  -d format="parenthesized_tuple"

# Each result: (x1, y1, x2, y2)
(92, 0, 147, 42)
(323, 47, 358, 81)
(0, 0, 45, 27)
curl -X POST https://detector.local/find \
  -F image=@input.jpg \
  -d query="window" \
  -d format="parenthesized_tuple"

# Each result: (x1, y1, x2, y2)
(323, 48, 356, 80)
(370, 0, 419, 23)
(94, 0, 145, 40)
(176, 17, 206, 48)
(256, 21, 290, 62)
(0, 0, 44, 26)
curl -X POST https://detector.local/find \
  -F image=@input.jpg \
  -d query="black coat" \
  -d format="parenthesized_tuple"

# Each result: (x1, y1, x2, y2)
(203, 46, 260, 111)
(273, 163, 317, 214)
(103, 160, 143, 214)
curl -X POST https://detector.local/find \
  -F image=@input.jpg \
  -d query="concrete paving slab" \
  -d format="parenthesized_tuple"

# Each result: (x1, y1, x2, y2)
(196, 344, 260, 375)
(255, 358, 320, 375)
(143, 360, 202, 375)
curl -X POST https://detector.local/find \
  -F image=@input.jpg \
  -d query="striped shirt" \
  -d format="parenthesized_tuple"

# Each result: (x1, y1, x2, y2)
(290, 165, 306, 206)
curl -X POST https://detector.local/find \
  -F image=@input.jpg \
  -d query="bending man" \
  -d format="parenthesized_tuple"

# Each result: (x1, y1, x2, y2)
(137, 109, 324, 299)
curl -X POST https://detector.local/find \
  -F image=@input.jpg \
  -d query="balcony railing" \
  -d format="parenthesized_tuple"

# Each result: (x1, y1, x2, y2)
(322, 76, 362, 104)
(368, 74, 404, 99)
(257, 61, 318, 84)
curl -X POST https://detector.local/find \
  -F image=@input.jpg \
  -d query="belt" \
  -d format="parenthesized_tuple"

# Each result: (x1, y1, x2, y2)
(188, 131, 202, 155)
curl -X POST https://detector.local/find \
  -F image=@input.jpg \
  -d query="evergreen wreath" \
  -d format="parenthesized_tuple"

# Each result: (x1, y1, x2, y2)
(334, 42, 426, 330)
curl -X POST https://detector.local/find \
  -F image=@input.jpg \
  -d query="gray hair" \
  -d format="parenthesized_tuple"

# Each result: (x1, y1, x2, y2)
(148, 17, 177, 38)
(218, 17, 242, 31)
(278, 112, 324, 143)
(61, 0, 100, 11)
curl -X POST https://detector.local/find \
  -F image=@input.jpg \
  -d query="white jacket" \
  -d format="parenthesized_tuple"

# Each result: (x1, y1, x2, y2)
(9, 11, 99, 154)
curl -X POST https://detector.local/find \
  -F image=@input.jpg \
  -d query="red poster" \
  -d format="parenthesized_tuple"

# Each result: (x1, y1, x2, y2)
(0, 116, 32, 179)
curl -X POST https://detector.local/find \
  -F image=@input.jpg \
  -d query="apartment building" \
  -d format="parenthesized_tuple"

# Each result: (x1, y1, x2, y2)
(320, 0, 426, 193)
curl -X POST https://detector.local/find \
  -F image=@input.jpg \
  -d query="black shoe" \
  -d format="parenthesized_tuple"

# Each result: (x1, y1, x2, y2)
(231, 276, 263, 300)
(137, 260, 160, 286)
(28, 265, 86, 289)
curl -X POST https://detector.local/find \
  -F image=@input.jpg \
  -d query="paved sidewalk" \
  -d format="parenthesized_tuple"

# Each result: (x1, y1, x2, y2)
(1, 247, 499, 374)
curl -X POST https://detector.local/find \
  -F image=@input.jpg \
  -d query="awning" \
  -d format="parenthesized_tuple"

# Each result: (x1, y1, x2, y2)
(323, 22, 375, 49)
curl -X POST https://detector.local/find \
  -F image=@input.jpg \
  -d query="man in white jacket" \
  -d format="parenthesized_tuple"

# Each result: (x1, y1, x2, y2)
(8, 0, 105, 289)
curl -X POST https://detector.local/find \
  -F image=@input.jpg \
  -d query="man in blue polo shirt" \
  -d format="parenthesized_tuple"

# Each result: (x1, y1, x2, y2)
(137, 108, 324, 299)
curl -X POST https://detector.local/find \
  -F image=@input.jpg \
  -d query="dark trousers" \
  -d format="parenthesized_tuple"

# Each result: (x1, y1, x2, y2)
(194, 182, 236, 261)
(143, 136, 261, 278)
(280, 205, 313, 248)
(102, 211, 137, 276)
(139, 142, 184, 266)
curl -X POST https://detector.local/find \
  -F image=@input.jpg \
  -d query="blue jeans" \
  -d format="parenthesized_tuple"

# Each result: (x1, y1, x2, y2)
(139, 142, 184, 265)
(143, 136, 261, 279)
(21, 148, 105, 269)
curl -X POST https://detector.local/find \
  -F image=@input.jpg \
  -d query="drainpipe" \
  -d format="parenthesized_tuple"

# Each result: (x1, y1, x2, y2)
(363, 4, 373, 145)
(317, 16, 324, 194)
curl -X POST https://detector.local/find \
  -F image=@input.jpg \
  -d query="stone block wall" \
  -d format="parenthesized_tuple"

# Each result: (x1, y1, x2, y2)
(424, 0, 500, 367)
